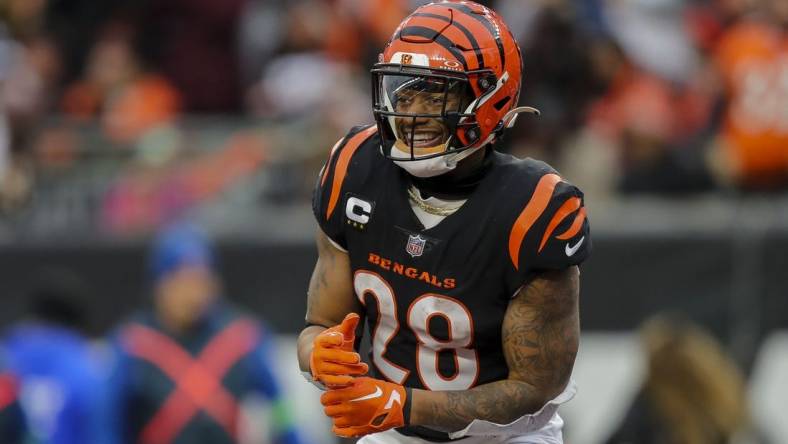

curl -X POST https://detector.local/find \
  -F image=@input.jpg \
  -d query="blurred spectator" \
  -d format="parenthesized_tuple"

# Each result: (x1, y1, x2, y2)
(136, 0, 246, 112)
(241, 1, 374, 198)
(598, 0, 717, 196)
(708, 0, 788, 190)
(238, 0, 287, 89)
(605, 315, 758, 444)
(0, 26, 59, 212)
(0, 0, 47, 40)
(584, 52, 715, 194)
(43, 0, 137, 87)
(61, 24, 180, 144)
(0, 355, 26, 443)
(2, 32, 60, 135)
(498, 0, 719, 196)
(502, 5, 606, 165)
(246, 1, 370, 124)
(0, 106, 8, 189)
(105, 223, 305, 444)
(605, 0, 701, 84)
(0, 0, 62, 153)
(251, 53, 369, 128)
(0, 29, 13, 197)
(1, 268, 107, 444)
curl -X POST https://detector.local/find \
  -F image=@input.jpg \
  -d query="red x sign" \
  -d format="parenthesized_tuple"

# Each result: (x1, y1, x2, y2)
(0, 373, 17, 410)
(123, 319, 258, 444)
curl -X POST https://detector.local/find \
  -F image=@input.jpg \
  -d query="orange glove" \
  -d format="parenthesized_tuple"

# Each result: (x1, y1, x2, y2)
(321, 376, 410, 438)
(310, 313, 369, 388)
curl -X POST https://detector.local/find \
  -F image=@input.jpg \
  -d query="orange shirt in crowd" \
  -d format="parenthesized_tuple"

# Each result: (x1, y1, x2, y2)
(713, 20, 788, 187)
(62, 74, 180, 143)
(103, 75, 180, 142)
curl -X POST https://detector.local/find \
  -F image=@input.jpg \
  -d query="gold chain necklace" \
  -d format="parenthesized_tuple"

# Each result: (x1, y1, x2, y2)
(407, 187, 462, 216)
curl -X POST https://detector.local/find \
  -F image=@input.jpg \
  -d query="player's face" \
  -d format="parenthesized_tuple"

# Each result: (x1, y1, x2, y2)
(155, 265, 218, 329)
(393, 89, 464, 156)
(380, 75, 471, 158)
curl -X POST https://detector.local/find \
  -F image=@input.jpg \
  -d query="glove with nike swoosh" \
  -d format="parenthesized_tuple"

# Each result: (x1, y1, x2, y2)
(321, 376, 410, 437)
(311, 313, 369, 388)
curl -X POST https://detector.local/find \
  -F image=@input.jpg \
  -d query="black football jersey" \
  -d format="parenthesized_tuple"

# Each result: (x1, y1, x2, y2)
(313, 124, 591, 393)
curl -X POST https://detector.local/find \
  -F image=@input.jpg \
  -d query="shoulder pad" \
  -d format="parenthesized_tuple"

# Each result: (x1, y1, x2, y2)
(507, 170, 591, 273)
(313, 125, 378, 248)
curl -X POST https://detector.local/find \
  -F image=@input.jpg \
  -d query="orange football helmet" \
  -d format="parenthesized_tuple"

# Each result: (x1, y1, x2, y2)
(372, 1, 533, 161)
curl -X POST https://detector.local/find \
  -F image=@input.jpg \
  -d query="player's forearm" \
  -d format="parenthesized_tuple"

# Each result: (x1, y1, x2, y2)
(299, 230, 357, 373)
(409, 379, 555, 431)
(297, 325, 327, 372)
(411, 267, 580, 432)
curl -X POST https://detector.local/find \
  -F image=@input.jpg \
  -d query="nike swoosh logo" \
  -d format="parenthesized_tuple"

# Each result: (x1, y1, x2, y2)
(565, 236, 585, 257)
(350, 386, 382, 402)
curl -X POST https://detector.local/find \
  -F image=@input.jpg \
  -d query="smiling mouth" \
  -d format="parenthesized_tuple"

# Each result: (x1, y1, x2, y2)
(400, 128, 446, 148)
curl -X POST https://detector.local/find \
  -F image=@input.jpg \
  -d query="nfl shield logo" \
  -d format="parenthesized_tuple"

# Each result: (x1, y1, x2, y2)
(406, 234, 426, 257)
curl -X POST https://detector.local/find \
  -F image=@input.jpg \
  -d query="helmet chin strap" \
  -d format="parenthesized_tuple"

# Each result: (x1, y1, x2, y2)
(391, 136, 481, 179)
(410, 106, 538, 194)
(442, 143, 482, 167)
(409, 147, 493, 199)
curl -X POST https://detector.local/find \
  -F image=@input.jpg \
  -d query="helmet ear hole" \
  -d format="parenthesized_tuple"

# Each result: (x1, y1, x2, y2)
(493, 96, 511, 111)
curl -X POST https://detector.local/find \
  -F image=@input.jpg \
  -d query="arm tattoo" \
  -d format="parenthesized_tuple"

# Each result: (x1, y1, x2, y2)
(503, 266, 579, 395)
(419, 267, 580, 431)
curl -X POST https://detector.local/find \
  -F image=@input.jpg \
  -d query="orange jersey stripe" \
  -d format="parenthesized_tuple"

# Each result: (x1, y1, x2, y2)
(539, 197, 581, 252)
(556, 207, 587, 240)
(326, 126, 377, 219)
(320, 138, 346, 187)
(508, 173, 562, 270)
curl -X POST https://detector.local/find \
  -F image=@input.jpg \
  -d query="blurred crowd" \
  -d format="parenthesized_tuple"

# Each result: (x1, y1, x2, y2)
(0, 0, 786, 234)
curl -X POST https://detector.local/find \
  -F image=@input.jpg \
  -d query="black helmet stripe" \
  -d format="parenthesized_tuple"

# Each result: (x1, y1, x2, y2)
(412, 12, 485, 69)
(398, 26, 469, 71)
(443, 4, 505, 68)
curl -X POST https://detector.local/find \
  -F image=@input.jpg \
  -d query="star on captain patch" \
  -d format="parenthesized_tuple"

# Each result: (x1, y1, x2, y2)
(406, 234, 426, 258)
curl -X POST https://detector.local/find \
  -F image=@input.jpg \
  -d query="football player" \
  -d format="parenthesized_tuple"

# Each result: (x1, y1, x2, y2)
(297, 1, 591, 443)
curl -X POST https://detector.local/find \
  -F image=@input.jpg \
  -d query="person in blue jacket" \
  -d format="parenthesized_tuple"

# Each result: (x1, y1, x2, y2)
(2, 268, 106, 444)
(0, 351, 26, 444)
(106, 222, 306, 444)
